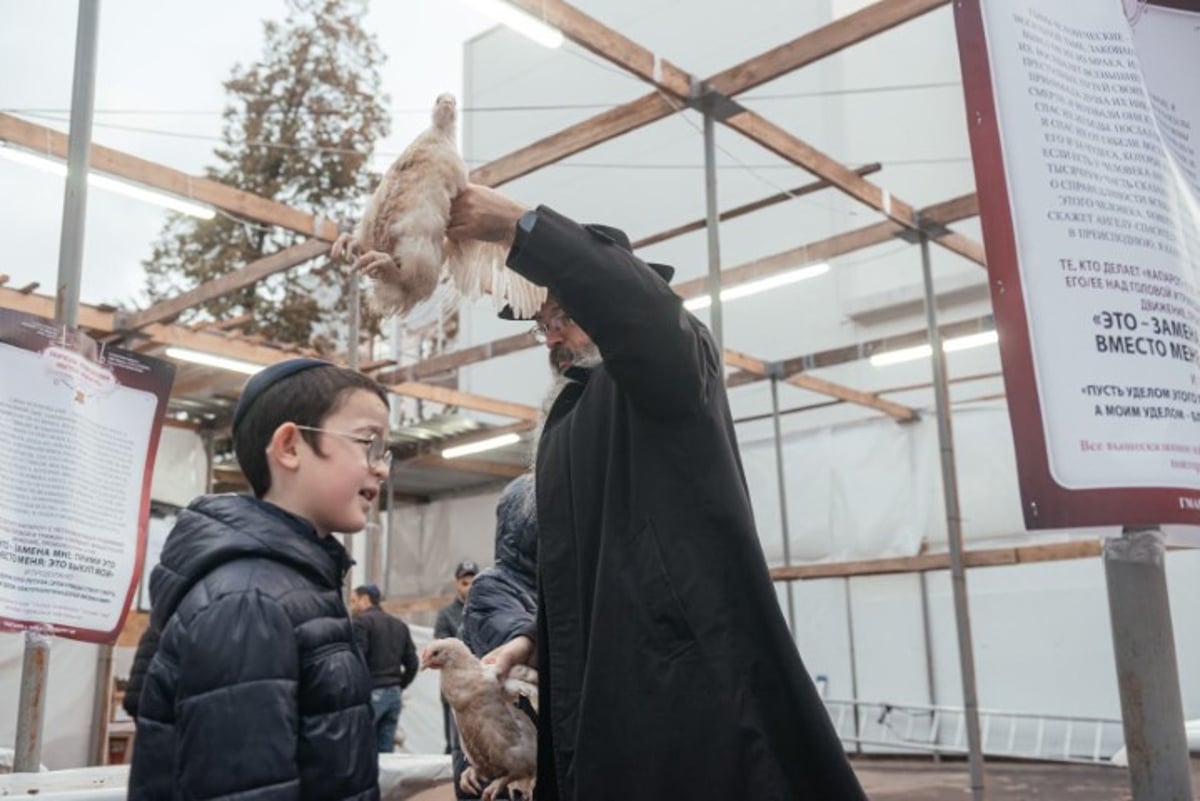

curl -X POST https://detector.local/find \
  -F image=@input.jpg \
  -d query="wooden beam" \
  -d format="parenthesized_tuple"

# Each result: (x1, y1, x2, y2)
(470, 93, 676, 187)
(723, 348, 917, 422)
(401, 419, 537, 459)
(375, 331, 539, 384)
(674, 191, 980, 300)
(471, 0, 947, 186)
(387, 381, 539, 422)
(0, 113, 340, 240)
(769, 540, 1101, 581)
(631, 163, 883, 249)
(411, 454, 526, 479)
(723, 110, 916, 226)
(491, 2, 979, 265)
(506, 0, 691, 96)
(122, 239, 331, 329)
(724, 313, 995, 390)
(0, 286, 115, 331)
(706, 0, 951, 97)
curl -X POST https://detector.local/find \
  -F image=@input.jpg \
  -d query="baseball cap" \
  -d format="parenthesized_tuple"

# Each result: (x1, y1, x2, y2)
(455, 560, 480, 579)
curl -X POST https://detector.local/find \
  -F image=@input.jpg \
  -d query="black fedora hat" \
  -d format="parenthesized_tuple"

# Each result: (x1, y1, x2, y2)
(499, 224, 675, 321)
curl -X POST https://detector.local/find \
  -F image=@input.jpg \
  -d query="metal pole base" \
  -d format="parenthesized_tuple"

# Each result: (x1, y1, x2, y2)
(13, 629, 52, 772)
(1104, 527, 1195, 801)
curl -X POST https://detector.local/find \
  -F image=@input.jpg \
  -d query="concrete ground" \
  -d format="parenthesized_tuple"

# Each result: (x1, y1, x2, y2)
(852, 757, 1200, 800)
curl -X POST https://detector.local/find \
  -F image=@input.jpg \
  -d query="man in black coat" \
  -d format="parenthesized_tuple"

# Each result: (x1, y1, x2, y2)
(351, 584, 420, 752)
(447, 186, 868, 801)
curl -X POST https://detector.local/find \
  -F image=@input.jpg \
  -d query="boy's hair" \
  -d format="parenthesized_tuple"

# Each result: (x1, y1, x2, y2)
(354, 584, 381, 606)
(233, 365, 389, 498)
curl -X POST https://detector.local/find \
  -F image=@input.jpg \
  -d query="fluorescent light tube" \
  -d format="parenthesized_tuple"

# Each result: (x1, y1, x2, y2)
(442, 432, 521, 459)
(870, 330, 998, 367)
(165, 347, 263, 375)
(0, 144, 215, 219)
(684, 262, 830, 311)
(462, 0, 564, 48)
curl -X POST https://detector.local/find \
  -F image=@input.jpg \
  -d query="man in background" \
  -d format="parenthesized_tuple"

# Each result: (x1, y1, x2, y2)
(351, 584, 419, 753)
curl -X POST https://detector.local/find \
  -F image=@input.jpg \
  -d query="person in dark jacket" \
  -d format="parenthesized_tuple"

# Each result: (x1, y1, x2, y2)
(121, 624, 158, 719)
(128, 360, 390, 801)
(454, 473, 538, 798)
(434, 559, 478, 753)
(351, 584, 419, 752)
(447, 187, 868, 801)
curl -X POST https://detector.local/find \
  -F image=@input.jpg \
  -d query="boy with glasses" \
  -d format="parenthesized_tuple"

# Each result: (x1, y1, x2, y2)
(129, 359, 390, 800)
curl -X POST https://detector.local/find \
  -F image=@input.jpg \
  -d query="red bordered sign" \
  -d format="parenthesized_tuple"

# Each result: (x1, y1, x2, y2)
(955, 0, 1200, 529)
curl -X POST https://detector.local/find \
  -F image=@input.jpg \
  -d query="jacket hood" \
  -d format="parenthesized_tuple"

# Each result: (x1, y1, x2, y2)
(494, 474, 537, 585)
(149, 494, 352, 630)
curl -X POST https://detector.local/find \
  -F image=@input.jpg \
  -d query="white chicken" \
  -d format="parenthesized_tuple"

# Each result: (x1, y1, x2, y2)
(331, 93, 545, 319)
(421, 637, 537, 801)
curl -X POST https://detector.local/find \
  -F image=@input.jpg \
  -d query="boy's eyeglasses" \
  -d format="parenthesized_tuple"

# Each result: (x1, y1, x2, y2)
(530, 312, 572, 344)
(295, 426, 392, 470)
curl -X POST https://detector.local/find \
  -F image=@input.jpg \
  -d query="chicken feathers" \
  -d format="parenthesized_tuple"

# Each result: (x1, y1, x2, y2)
(332, 93, 546, 319)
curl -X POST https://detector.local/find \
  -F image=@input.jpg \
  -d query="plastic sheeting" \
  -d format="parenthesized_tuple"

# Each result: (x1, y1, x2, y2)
(148, 427, 206, 509)
(738, 400, 1116, 567)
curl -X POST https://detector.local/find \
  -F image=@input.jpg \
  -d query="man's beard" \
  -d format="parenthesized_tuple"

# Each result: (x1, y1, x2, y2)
(549, 341, 601, 374)
(533, 342, 602, 468)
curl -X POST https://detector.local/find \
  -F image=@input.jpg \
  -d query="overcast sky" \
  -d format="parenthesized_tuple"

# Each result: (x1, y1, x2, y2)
(0, 0, 493, 308)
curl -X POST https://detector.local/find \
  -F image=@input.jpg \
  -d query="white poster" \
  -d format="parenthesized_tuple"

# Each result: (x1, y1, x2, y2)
(0, 311, 174, 642)
(958, 0, 1200, 528)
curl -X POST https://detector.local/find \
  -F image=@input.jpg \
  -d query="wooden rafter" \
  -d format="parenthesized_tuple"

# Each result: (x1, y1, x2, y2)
(724, 349, 917, 422)
(631, 162, 883, 249)
(122, 239, 331, 330)
(470, 0, 949, 187)
(0, 113, 340, 240)
(0, 285, 540, 423)
(410, 454, 526, 479)
(506, 0, 691, 96)
(724, 313, 996, 391)
(386, 381, 539, 422)
(504, 1, 982, 264)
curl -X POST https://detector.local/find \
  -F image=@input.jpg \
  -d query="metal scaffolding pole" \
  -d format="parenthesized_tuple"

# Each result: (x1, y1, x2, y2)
(346, 274, 362, 594)
(14, 0, 101, 773)
(1104, 527, 1194, 801)
(702, 109, 724, 350)
(769, 373, 796, 635)
(918, 227, 987, 800)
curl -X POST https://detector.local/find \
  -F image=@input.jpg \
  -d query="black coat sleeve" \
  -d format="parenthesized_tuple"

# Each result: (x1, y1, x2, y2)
(507, 206, 721, 418)
(123, 624, 159, 719)
(172, 591, 301, 799)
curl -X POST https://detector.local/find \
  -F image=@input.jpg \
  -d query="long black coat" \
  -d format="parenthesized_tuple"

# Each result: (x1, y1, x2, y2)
(506, 207, 867, 801)
(128, 494, 379, 801)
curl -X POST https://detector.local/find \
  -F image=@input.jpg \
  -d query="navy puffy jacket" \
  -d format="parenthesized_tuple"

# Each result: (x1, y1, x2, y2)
(128, 494, 379, 801)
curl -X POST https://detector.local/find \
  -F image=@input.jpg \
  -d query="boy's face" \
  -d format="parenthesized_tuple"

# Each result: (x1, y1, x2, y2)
(291, 388, 391, 536)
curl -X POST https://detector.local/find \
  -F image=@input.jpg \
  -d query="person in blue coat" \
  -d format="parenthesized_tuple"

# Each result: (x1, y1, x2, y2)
(453, 474, 538, 798)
